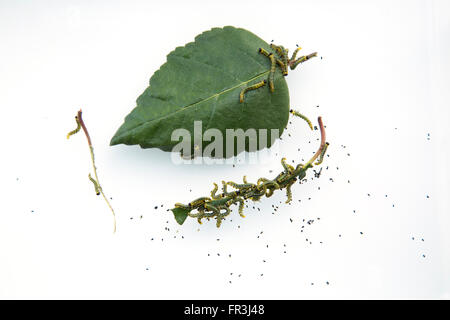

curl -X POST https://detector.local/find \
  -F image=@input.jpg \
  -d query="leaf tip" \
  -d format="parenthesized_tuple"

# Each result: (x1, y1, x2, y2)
(109, 133, 121, 146)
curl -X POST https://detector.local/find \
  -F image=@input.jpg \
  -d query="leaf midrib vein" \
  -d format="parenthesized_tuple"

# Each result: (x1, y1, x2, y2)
(121, 70, 271, 137)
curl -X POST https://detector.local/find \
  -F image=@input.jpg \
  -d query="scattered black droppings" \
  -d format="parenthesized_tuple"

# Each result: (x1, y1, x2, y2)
(313, 168, 322, 178)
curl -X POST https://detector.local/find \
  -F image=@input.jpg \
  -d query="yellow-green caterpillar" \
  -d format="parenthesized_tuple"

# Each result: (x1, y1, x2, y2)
(270, 43, 284, 58)
(239, 80, 267, 103)
(290, 109, 314, 130)
(268, 53, 276, 92)
(290, 45, 302, 62)
(88, 173, 101, 195)
(281, 46, 289, 76)
(67, 116, 81, 139)
(290, 52, 318, 70)
(315, 142, 329, 165)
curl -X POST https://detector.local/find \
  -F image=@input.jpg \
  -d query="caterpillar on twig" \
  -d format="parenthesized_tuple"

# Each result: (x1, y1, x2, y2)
(171, 114, 329, 227)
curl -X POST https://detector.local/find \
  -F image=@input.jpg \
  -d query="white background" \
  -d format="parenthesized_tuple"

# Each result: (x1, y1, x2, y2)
(0, 0, 449, 299)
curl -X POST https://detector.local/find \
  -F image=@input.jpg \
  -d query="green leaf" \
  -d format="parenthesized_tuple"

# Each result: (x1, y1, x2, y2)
(171, 207, 190, 225)
(110, 26, 290, 157)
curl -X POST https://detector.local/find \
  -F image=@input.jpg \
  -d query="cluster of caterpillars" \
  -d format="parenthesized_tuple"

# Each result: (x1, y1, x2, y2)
(239, 44, 318, 103)
(173, 113, 329, 228)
